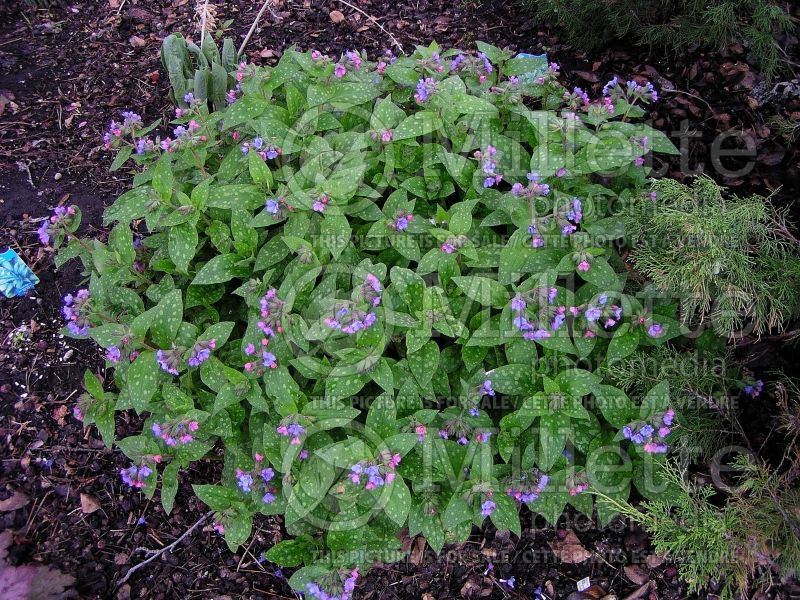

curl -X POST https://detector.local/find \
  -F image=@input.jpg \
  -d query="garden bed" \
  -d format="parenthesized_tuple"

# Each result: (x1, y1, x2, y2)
(0, 1, 798, 599)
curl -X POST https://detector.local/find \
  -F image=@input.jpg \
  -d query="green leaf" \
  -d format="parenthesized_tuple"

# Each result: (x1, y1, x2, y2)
(606, 324, 639, 364)
(408, 341, 439, 388)
(126, 351, 160, 412)
(320, 214, 351, 259)
(152, 155, 174, 201)
(393, 111, 442, 140)
(639, 380, 670, 419)
(168, 222, 198, 273)
(594, 385, 636, 428)
(161, 461, 180, 515)
(83, 370, 104, 400)
(249, 148, 274, 189)
(192, 254, 240, 285)
(151, 289, 183, 347)
(442, 495, 471, 531)
(192, 484, 238, 511)
(487, 364, 534, 395)
(264, 536, 316, 567)
(452, 276, 509, 308)
(384, 477, 411, 526)
(490, 493, 521, 536)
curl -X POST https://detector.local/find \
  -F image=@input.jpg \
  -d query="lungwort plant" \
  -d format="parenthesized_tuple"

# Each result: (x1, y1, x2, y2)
(54, 41, 688, 595)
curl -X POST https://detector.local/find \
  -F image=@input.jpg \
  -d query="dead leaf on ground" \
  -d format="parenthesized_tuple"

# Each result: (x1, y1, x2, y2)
(129, 35, 146, 48)
(624, 564, 650, 585)
(80, 493, 101, 514)
(329, 10, 345, 24)
(0, 490, 29, 512)
(574, 70, 599, 83)
(549, 530, 592, 563)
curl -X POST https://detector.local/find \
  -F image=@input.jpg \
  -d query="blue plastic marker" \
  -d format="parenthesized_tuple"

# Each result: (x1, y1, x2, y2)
(515, 52, 548, 84)
(0, 248, 39, 298)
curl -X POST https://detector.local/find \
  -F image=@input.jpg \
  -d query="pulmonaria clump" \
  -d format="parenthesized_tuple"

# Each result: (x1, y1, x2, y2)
(37, 205, 78, 246)
(623, 408, 675, 453)
(63, 40, 696, 591)
(62, 289, 92, 337)
(152, 419, 199, 446)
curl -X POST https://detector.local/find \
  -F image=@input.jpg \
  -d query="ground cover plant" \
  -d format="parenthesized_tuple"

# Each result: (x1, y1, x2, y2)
(31, 35, 797, 599)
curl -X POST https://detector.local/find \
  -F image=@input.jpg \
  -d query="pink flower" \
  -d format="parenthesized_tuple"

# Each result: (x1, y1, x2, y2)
(577, 260, 590, 272)
(334, 64, 347, 78)
(381, 130, 393, 143)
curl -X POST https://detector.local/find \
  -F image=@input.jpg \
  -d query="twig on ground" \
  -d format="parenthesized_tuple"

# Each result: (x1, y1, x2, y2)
(238, 0, 276, 58)
(116, 510, 214, 588)
(334, 0, 405, 55)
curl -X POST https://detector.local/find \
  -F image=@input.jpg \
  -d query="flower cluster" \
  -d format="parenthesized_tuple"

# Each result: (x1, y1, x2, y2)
(474, 146, 502, 188)
(306, 569, 359, 600)
(414, 77, 438, 103)
(241, 137, 282, 160)
(533, 62, 560, 85)
(103, 110, 142, 149)
(62, 289, 91, 336)
(388, 212, 413, 231)
(623, 408, 675, 453)
(507, 471, 549, 503)
(277, 420, 306, 445)
(156, 347, 183, 375)
(120, 461, 158, 489)
(187, 338, 217, 367)
(152, 419, 199, 446)
(324, 273, 382, 334)
(334, 50, 363, 78)
(567, 473, 589, 496)
(376, 49, 396, 75)
(349, 453, 400, 490)
(511, 172, 551, 199)
(449, 52, 493, 82)
(235, 455, 278, 504)
(312, 193, 330, 213)
(38, 205, 78, 246)
(244, 288, 283, 372)
(603, 76, 658, 103)
(744, 379, 764, 398)
(510, 288, 574, 341)
(264, 196, 291, 220)
(582, 293, 623, 333)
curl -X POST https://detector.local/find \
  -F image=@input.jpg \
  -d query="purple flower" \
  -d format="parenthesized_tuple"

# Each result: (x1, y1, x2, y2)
(647, 323, 663, 338)
(261, 467, 275, 482)
(480, 499, 496, 517)
(262, 491, 276, 504)
(585, 306, 601, 322)
(334, 64, 347, 78)
(236, 469, 254, 493)
(106, 346, 121, 363)
(511, 296, 526, 312)
(481, 379, 495, 397)
(469, 407, 480, 417)
(265, 199, 280, 215)
(37, 221, 51, 245)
